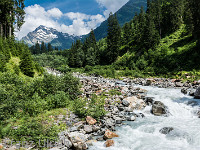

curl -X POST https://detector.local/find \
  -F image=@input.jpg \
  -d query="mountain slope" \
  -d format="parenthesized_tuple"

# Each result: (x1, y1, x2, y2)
(22, 25, 81, 49)
(93, 0, 147, 40)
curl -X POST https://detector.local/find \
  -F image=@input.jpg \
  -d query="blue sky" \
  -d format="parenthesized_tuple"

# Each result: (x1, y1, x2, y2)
(16, 0, 129, 39)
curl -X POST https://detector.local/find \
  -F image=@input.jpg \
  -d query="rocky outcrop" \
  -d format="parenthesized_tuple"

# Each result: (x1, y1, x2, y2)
(151, 101, 168, 116)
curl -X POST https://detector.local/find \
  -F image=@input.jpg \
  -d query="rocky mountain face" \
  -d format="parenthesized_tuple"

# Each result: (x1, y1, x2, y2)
(21, 25, 81, 49)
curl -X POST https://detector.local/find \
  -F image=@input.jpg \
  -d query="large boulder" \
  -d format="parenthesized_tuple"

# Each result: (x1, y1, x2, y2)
(68, 132, 88, 143)
(104, 140, 115, 147)
(124, 96, 146, 110)
(84, 125, 93, 134)
(151, 101, 168, 116)
(194, 87, 200, 99)
(103, 130, 119, 140)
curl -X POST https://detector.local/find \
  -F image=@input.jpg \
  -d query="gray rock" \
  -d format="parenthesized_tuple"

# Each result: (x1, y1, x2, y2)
(105, 118, 115, 127)
(118, 106, 124, 111)
(122, 100, 130, 107)
(160, 127, 174, 134)
(194, 87, 200, 99)
(151, 101, 168, 116)
(176, 82, 184, 87)
(145, 97, 155, 105)
(84, 125, 93, 134)
(127, 115, 136, 121)
(62, 139, 72, 148)
(70, 126, 78, 132)
(96, 137, 104, 141)
(181, 88, 188, 95)
(115, 81, 126, 86)
(68, 132, 88, 143)
(189, 90, 195, 96)
(115, 117, 122, 124)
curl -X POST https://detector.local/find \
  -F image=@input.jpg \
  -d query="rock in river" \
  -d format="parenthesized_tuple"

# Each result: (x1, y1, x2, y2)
(194, 87, 200, 99)
(160, 127, 174, 134)
(104, 140, 115, 147)
(103, 130, 119, 140)
(151, 101, 168, 116)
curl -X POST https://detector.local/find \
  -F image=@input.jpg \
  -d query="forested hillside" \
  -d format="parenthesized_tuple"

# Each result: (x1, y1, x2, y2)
(93, 0, 147, 40)
(34, 0, 200, 80)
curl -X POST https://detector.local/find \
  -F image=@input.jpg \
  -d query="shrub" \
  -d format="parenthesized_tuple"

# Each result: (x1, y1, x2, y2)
(84, 65, 93, 72)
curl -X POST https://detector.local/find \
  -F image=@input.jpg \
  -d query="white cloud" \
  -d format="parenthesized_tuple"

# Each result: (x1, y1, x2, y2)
(47, 8, 63, 18)
(15, 4, 105, 39)
(96, 0, 129, 18)
(63, 12, 105, 35)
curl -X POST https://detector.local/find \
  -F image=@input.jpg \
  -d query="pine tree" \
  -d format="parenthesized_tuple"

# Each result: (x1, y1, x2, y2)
(123, 22, 132, 45)
(35, 42, 40, 54)
(106, 13, 121, 64)
(19, 50, 34, 77)
(85, 47, 96, 66)
(144, 14, 160, 49)
(41, 41, 46, 53)
(188, 0, 200, 45)
(47, 43, 53, 52)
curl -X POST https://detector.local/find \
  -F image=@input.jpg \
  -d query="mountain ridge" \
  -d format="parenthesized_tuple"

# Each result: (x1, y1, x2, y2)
(21, 25, 82, 49)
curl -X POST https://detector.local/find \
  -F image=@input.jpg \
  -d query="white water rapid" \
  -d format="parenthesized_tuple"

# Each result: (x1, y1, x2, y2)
(90, 86, 200, 150)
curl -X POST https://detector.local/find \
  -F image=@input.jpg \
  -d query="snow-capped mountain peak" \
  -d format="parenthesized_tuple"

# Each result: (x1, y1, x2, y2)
(21, 25, 81, 49)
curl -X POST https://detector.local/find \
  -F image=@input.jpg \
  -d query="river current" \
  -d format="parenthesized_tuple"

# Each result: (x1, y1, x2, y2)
(90, 86, 200, 150)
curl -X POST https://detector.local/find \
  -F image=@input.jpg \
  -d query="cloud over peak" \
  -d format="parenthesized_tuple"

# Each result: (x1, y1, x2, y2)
(16, 4, 105, 39)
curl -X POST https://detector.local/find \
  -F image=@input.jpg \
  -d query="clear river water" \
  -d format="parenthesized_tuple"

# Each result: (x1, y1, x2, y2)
(89, 86, 200, 150)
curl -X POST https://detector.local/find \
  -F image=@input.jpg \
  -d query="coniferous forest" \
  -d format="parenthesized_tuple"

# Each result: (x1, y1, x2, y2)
(1, 0, 200, 149)
(34, 0, 200, 79)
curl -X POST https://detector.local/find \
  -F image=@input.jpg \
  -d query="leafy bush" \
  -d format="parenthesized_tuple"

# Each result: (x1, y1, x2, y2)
(0, 72, 80, 121)
(73, 94, 106, 120)
(84, 65, 93, 72)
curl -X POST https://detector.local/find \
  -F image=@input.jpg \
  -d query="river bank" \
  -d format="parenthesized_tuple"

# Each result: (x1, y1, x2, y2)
(2, 70, 199, 150)
(51, 72, 200, 150)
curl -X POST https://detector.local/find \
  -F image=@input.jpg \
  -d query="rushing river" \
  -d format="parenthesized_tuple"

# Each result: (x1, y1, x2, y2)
(89, 86, 200, 150)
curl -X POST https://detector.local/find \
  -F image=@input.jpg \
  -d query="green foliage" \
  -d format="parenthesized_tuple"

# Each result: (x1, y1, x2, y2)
(19, 50, 34, 77)
(32, 53, 68, 69)
(106, 13, 121, 64)
(84, 65, 93, 72)
(7, 118, 59, 147)
(73, 94, 106, 120)
(0, 72, 80, 121)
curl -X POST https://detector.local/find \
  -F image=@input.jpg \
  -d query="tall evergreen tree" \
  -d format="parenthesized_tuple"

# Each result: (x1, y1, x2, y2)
(188, 0, 200, 45)
(47, 43, 53, 52)
(41, 41, 47, 53)
(35, 42, 40, 54)
(19, 50, 34, 77)
(106, 13, 121, 64)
